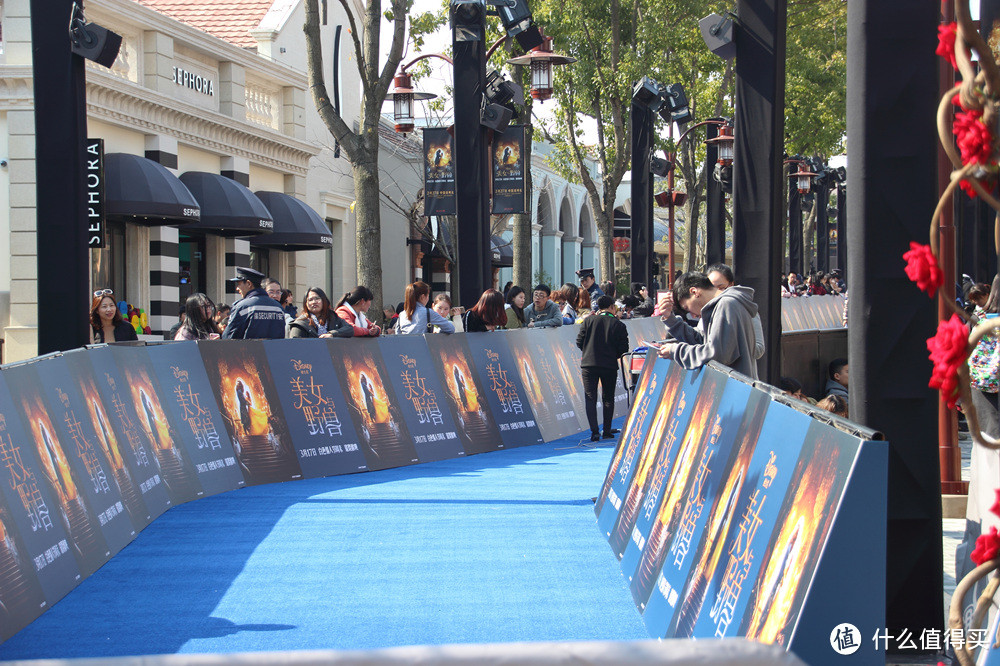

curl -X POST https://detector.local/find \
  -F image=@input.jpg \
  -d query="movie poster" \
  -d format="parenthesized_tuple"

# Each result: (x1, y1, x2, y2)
(423, 334, 504, 456)
(740, 420, 859, 647)
(464, 333, 543, 448)
(146, 342, 246, 494)
(505, 330, 579, 441)
(0, 493, 48, 641)
(618, 370, 727, 581)
(630, 372, 754, 624)
(491, 125, 526, 214)
(29, 354, 138, 555)
(326, 338, 419, 470)
(542, 327, 589, 433)
(689, 401, 811, 639)
(62, 350, 153, 531)
(423, 127, 456, 216)
(607, 366, 705, 559)
(198, 341, 303, 485)
(85, 347, 172, 522)
(260, 340, 371, 476)
(377, 336, 466, 462)
(0, 372, 80, 616)
(595, 356, 670, 521)
(4, 362, 113, 577)
(108, 346, 204, 504)
(665, 390, 771, 638)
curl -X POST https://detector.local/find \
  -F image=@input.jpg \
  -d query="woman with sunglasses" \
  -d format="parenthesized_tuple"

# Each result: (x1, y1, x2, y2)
(90, 289, 138, 343)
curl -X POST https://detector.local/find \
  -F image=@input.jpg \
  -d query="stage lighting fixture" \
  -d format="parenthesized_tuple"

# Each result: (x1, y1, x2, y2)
(699, 12, 735, 60)
(481, 101, 514, 132)
(484, 69, 524, 109)
(633, 76, 664, 112)
(650, 153, 673, 177)
(659, 83, 692, 125)
(69, 2, 122, 68)
(496, 0, 544, 50)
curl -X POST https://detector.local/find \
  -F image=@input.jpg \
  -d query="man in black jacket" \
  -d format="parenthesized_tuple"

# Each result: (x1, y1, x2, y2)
(576, 295, 630, 441)
(222, 267, 287, 339)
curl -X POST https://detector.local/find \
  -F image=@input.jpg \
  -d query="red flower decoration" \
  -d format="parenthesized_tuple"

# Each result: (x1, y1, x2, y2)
(927, 314, 970, 409)
(972, 526, 1000, 565)
(990, 488, 1000, 520)
(960, 179, 978, 199)
(954, 109, 995, 166)
(937, 22, 959, 70)
(903, 242, 944, 297)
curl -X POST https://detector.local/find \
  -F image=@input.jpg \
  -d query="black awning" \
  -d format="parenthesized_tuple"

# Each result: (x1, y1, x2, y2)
(177, 172, 274, 237)
(104, 153, 201, 226)
(249, 192, 332, 251)
(491, 235, 513, 267)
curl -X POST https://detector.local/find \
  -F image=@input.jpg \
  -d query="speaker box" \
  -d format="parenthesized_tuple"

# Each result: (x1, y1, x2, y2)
(71, 22, 123, 68)
(481, 103, 513, 132)
(699, 13, 735, 60)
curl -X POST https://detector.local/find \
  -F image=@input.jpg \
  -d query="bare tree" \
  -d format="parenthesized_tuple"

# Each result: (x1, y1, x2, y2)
(304, 0, 408, 313)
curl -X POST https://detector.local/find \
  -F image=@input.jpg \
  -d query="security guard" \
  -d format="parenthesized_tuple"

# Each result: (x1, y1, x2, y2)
(221, 267, 287, 339)
(576, 267, 604, 308)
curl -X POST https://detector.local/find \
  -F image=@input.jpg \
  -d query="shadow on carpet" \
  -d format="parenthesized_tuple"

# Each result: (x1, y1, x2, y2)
(0, 419, 648, 659)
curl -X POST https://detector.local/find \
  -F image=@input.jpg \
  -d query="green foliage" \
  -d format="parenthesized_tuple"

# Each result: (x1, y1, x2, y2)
(532, 269, 555, 289)
(785, 0, 847, 156)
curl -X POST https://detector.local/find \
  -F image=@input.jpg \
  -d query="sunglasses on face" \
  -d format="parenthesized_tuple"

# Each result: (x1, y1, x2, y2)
(94, 289, 113, 297)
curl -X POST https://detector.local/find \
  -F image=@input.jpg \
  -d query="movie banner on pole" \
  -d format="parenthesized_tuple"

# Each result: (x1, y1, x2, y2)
(491, 125, 526, 214)
(4, 362, 114, 577)
(463, 332, 543, 448)
(0, 371, 80, 632)
(261, 339, 371, 476)
(85, 346, 173, 523)
(108, 346, 204, 505)
(62, 350, 155, 532)
(145, 342, 246, 494)
(30, 353, 139, 552)
(504, 330, 580, 441)
(326, 338, 420, 470)
(376, 336, 466, 463)
(198, 341, 303, 485)
(423, 334, 504, 456)
(606, 365, 705, 560)
(423, 128, 456, 216)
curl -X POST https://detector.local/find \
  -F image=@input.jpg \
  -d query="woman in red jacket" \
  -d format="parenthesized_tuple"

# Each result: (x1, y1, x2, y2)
(335, 286, 382, 337)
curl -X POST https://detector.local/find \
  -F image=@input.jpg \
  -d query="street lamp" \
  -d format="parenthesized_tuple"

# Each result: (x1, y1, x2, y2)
(506, 35, 576, 102)
(387, 55, 453, 135)
(704, 120, 735, 166)
(790, 164, 818, 194)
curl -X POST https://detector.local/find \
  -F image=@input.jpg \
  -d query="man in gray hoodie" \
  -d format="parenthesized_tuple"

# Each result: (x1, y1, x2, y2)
(656, 271, 760, 380)
(524, 284, 563, 328)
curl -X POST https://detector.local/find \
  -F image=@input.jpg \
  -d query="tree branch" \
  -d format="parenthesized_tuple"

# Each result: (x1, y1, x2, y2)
(336, 0, 370, 98)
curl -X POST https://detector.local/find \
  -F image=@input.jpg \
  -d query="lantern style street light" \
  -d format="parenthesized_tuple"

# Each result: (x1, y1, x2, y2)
(386, 55, 453, 134)
(704, 120, 735, 166)
(506, 35, 576, 102)
(790, 165, 818, 194)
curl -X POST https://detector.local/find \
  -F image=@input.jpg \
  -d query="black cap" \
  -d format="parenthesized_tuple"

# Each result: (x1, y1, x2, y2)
(576, 267, 595, 279)
(227, 266, 265, 283)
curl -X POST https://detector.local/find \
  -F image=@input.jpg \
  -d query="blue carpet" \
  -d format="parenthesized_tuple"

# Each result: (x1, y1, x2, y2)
(0, 419, 648, 659)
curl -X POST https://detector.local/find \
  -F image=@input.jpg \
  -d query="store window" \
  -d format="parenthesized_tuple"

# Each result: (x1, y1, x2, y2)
(90, 220, 126, 300)
(178, 233, 207, 302)
(249, 247, 270, 280)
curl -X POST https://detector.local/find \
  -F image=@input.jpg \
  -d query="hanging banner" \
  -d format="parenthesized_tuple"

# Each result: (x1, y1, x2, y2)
(377, 336, 466, 463)
(463, 333, 543, 448)
(491, 125, 526, 214)
(145, 343, 246, 494)
(423, 334, 505, 456)
(197, 341, 303, 485)
(423, 128, 456, 216)
(262, 340, 371, 476)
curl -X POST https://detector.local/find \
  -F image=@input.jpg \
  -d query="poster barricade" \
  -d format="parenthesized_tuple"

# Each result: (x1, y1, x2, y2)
(423, 334, 505, 456)
(464, 332, 543, 448)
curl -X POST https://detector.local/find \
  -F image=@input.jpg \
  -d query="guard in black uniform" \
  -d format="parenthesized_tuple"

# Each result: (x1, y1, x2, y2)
(222, 267, 287, 339)
(576, 267, 604, 310)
